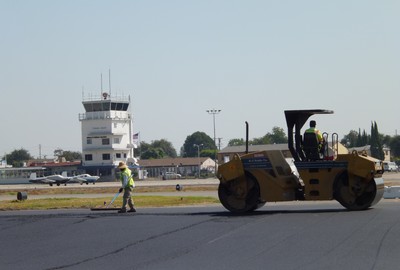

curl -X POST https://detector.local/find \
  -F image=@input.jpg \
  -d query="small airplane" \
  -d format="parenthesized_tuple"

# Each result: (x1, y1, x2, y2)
(69, 174, 100, 185)
(29, 171, 72, 186)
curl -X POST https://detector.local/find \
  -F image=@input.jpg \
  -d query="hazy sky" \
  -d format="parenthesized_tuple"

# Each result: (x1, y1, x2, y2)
(1, 1, 399, 158)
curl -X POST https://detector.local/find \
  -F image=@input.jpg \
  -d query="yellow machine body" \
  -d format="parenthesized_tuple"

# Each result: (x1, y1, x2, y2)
(217, 109, 384, 213)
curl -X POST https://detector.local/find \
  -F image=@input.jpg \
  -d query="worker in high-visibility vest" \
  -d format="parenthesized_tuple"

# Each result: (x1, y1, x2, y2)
(304, 120, 324, 151)
(117, 161, 136, 213)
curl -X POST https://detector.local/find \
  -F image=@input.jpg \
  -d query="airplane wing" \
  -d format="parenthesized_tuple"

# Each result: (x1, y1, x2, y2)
(29, 178, 56, 184)
(30, 172, 71, 186)
(29, 173, 54, 184)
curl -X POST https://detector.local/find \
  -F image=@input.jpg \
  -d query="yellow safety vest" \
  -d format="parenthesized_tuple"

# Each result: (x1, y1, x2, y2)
(305, 127, 323, 142)
(120, 168, 134, 188)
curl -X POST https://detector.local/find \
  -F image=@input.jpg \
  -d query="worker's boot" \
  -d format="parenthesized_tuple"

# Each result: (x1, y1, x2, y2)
(118, 209, 127, 213)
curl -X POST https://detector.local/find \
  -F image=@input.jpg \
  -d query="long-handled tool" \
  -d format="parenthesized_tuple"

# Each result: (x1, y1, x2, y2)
(106, 191, 120, 208)
(90, 191, 121, 211)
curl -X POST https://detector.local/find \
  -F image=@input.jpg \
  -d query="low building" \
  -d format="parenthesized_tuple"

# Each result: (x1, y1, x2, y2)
(347, 145, 391, 161)
(28, 160, 82, 176)
(138, 157, 215, 179)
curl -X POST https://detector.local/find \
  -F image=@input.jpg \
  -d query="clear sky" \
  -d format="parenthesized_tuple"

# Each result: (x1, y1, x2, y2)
(1, 1, 399, 158)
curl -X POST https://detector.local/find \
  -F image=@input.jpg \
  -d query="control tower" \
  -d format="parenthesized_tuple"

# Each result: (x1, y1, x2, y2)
(79, 92, 136, 179)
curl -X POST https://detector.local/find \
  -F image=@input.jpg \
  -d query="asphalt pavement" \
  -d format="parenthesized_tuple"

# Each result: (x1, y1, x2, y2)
(1, 200, 400, 270)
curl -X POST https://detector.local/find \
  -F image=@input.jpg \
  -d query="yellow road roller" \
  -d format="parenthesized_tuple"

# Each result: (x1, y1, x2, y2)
(217, 109, 384, 213)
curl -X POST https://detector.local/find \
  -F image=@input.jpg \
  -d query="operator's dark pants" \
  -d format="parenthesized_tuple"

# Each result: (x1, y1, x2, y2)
(122, 187, 134, 211)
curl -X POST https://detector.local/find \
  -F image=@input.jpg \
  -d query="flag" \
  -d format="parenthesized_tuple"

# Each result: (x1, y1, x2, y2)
(133, 133, 140, 148)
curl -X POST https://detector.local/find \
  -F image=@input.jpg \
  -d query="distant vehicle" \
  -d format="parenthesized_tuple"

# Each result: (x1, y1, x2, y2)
(383, 162, 398, 172)
(29, 171, 72, 186)
(162, 172, 182, 180)
(69, 174, 100, 185)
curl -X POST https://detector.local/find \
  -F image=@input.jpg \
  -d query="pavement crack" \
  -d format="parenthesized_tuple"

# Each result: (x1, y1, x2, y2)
(43, 218, 213, 270)
(369, 215, 400, 270)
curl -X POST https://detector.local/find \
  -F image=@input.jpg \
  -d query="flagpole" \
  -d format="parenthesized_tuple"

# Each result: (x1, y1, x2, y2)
(138, 132, 141, 159)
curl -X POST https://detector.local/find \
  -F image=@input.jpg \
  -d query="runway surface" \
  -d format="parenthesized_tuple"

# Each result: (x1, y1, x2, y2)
(1, 173, 399, 201)
(1, 200, 400, 270)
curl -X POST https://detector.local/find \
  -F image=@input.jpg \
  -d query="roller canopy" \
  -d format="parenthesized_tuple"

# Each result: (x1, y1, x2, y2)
(284, 109, 334, 161)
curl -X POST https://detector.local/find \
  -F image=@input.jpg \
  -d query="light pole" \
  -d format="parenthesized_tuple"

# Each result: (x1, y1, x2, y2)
(193, 144, 203, 178)
(206, 109, 221, 174)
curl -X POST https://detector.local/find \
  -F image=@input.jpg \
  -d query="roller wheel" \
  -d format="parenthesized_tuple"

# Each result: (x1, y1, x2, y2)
(334, 172, 377, 211)
(218, 172, 264, 213)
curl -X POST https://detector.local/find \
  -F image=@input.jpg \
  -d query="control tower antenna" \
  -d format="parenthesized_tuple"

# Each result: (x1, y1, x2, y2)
(100, 73, 103, 97)
(109, 68, 112, 97)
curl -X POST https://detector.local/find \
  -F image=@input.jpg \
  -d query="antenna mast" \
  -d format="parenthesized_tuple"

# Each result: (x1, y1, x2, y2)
(101, 73, 103, 96)
(109, 69, 112, 97)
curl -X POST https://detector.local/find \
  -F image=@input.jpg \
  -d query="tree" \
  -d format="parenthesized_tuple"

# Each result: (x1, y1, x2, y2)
(53, 149, 82, 161)
(228, 127, 288, 146)
(138, 141, 151, 157)
(360, 129, 369, 146)
(182, 132, 215, 157)
(151, 139, 177, 158)
(340, 130, 359, 148)
(251, 136, 271, 145)
(389, 136, 400, 158)
(140, 148, 165, 159)
(5, 149, 33, 167)
(382, 134, 392, 148)
(138, 139, 176, 159)
(62, 151, 82, 161)
(199, 149, 217, 159)
(265, 126, 288, 144)
(228, 138, 245, 146)
(370, 121, 384, 160)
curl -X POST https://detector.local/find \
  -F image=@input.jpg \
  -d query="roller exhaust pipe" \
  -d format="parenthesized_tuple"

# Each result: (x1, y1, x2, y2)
(245, 121, 249, 154)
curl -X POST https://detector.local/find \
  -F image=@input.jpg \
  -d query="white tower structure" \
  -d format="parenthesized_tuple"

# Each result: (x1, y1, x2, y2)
(79, 92, 135, 178)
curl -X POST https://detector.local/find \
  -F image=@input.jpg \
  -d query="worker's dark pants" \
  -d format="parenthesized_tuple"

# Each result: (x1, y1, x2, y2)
(122, 187, 134, 210)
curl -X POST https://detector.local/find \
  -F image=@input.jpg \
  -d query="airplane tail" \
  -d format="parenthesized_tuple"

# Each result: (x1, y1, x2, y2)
(30, 173, 37, 180)
(62, 171, 68, 177)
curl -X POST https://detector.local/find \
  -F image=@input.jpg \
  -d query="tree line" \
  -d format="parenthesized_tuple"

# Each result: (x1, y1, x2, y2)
(2, 149, 82, 168)
(3, 122, 400, 167)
